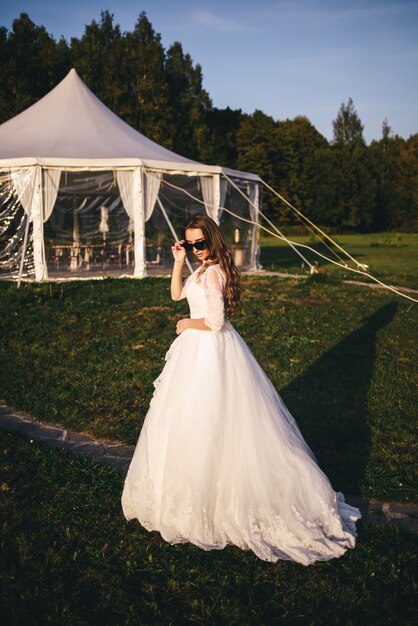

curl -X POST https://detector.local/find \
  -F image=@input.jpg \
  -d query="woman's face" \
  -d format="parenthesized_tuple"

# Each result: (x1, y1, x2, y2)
(185, 227, 211, 263)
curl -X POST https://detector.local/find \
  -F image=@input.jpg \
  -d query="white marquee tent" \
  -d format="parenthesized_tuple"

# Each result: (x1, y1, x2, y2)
(0, 68, 261, 281)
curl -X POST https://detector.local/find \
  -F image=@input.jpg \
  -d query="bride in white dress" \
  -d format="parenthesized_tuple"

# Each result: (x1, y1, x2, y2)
(121, 214, 361, 564)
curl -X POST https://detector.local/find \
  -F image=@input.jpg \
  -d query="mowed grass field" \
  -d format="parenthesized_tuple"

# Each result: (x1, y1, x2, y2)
(0, 233, 417, 624)
(259, 231, 418, 290)
(1, 429, 416, 626)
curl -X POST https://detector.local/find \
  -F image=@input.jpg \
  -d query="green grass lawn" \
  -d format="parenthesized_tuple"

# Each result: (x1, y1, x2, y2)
(1, 251, 417, 625)
(1, 430, 416, 626)
(0, 275, 416, 503)
(259, 232, 418, 290)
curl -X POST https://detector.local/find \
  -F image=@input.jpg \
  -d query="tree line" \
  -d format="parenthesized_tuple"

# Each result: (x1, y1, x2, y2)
(1, 11, 417, 232)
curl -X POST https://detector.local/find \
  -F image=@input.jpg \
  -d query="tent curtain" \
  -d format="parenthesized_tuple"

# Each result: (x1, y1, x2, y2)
(247, 182, 259, 221)
(144, 172, 161, 221)
(116, 170, 134, 220)
(247, 182, 260, 270)
(218, 178, 228, 221)
(116, 169, 146, 277)
(201, 175, 228, 222)
(12, 167, 61, 222)
(11, 167, 36, 218)
(200, 176, 216, 221)
(42, 169, 61, 222)
(11, 166, 49, 279)
(116, 170, 161, 223)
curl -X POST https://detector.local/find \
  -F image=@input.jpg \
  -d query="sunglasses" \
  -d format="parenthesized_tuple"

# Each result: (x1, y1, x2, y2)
(182, 239, 208, 252)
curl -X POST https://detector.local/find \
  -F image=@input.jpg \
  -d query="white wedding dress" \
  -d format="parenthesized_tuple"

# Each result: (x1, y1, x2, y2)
(121, 264, 361, 564)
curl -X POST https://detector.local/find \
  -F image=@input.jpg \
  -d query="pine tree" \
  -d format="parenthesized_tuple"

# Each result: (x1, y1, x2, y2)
(332, 98, 365, 146)
(392, 135, 418, 230)
(276, 116, 328, 219)
(70, 11, 124, 118)
(368, 120, 403, 230)
(166, 41, 211, 158)
(236, 111, 284, 218)
(0, 13, 70, 123)
(122, 12, 172, 146)
(326, 99, 376, 230)
(236, 111, 280, 177)
(199, 107, 242, 167)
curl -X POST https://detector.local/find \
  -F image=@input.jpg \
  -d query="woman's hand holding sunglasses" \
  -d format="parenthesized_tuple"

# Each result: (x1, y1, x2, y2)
(171, 240, 187, 263)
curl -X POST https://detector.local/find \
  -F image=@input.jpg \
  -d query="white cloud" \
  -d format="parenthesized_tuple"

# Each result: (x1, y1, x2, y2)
(193, 10, 256, 32)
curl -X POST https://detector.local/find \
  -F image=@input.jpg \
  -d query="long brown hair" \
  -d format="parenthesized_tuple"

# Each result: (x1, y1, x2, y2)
(182, 213, 243, 318)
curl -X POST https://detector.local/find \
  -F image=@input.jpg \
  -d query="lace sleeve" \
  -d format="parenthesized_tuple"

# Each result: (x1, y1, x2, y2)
(203, 266, 225, 332)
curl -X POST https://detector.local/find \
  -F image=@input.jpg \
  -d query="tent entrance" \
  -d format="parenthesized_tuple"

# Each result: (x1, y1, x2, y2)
(44, 171, 134, 278)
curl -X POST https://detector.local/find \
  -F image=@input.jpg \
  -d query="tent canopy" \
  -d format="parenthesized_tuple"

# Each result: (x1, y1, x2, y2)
(0, 69, 261, 282)
(0, 68, 259, 180)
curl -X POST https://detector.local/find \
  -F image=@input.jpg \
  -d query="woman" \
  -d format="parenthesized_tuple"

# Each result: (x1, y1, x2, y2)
(121, 214, 361, 564)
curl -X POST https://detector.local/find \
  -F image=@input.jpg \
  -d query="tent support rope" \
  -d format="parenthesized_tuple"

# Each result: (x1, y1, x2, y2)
(222, 172, 316, 272)
(260, 178, 369, 270)
(150, 173, 418, 303)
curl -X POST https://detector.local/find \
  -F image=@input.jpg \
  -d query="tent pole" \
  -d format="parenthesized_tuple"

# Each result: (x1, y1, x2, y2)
(133, 168, 147, 278)
(247, 181, 260, 271)
(156, 197, 193, 275)
(214, 174, 221, 225)
(31, 165, 48, 281)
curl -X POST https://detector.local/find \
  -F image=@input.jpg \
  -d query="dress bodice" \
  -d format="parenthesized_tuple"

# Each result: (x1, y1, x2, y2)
(179, 264, 226, 332)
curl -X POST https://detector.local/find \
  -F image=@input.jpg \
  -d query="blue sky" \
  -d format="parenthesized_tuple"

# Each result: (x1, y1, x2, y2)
(1, 0, 417, 143)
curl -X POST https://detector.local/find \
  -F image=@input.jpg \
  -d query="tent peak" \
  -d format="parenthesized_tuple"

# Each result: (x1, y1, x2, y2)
(0, 67, 198, 164)
(0, 67, 260, 180)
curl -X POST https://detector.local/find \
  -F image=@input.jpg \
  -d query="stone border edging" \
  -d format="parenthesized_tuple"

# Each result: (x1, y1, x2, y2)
(0, 402, 132, 474)
(1, 401, 417, 533)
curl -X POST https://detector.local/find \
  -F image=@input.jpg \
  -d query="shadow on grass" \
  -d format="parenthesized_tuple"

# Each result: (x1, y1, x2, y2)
(280, 301, 398, 495)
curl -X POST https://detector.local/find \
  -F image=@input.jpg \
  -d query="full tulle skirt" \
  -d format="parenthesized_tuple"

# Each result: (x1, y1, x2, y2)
(121, 322, 361, 564)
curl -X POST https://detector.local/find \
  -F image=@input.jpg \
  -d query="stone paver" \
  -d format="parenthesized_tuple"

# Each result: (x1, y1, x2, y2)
(1, 400, 417, 533)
